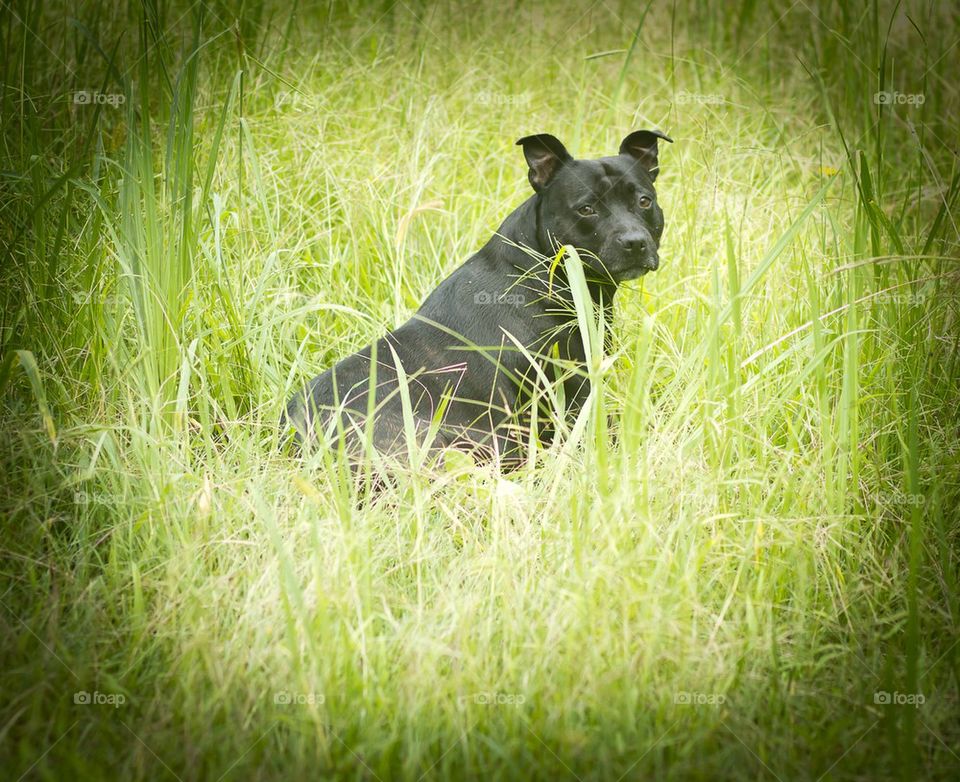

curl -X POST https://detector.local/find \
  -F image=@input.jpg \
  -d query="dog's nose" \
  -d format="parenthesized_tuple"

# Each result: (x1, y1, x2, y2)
(619, 232, 658, 270)
(620, 234, 648, 256)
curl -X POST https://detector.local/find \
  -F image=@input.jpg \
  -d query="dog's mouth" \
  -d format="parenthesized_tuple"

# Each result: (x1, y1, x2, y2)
(617, 266, 650, 281)
(613, 257, 658, 282)
(580, 250, 660, 284)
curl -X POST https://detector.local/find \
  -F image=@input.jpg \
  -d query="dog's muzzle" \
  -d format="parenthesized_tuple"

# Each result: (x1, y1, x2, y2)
(617, 231, 659, 273)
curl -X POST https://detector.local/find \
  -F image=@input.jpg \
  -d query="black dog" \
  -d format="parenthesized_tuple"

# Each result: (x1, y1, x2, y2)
(284, 130, 672, 466)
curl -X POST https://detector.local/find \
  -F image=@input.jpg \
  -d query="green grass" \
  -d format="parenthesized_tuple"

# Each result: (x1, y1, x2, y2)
(2, 0, 959, 779)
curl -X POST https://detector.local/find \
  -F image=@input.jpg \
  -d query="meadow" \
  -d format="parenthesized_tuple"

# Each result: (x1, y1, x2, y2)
(1, 0, 959, 778)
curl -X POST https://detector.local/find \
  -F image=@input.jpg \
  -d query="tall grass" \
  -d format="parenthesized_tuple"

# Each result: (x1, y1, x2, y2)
(1, 0, 958, 779)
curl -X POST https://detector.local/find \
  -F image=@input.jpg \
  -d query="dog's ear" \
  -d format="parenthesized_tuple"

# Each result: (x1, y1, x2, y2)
(619, 129, 673, 181)
(516, 134, 572, 192)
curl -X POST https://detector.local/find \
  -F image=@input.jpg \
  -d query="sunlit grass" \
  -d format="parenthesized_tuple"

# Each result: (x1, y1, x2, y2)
(1, 1, 958, 779)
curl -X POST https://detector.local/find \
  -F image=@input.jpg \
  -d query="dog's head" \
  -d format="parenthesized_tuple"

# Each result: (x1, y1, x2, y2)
(516, 130, 672, 282)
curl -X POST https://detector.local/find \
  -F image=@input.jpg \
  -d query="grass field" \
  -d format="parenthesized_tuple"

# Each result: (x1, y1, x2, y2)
(2, 0, 959, 779)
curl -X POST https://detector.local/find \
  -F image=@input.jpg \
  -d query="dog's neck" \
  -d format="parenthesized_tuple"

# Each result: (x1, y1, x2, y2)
(489, 195, 619, 308)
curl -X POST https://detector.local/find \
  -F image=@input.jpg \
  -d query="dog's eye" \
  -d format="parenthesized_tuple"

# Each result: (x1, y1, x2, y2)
(576, 205, 596, 217)
(638, 195, 653, 209)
